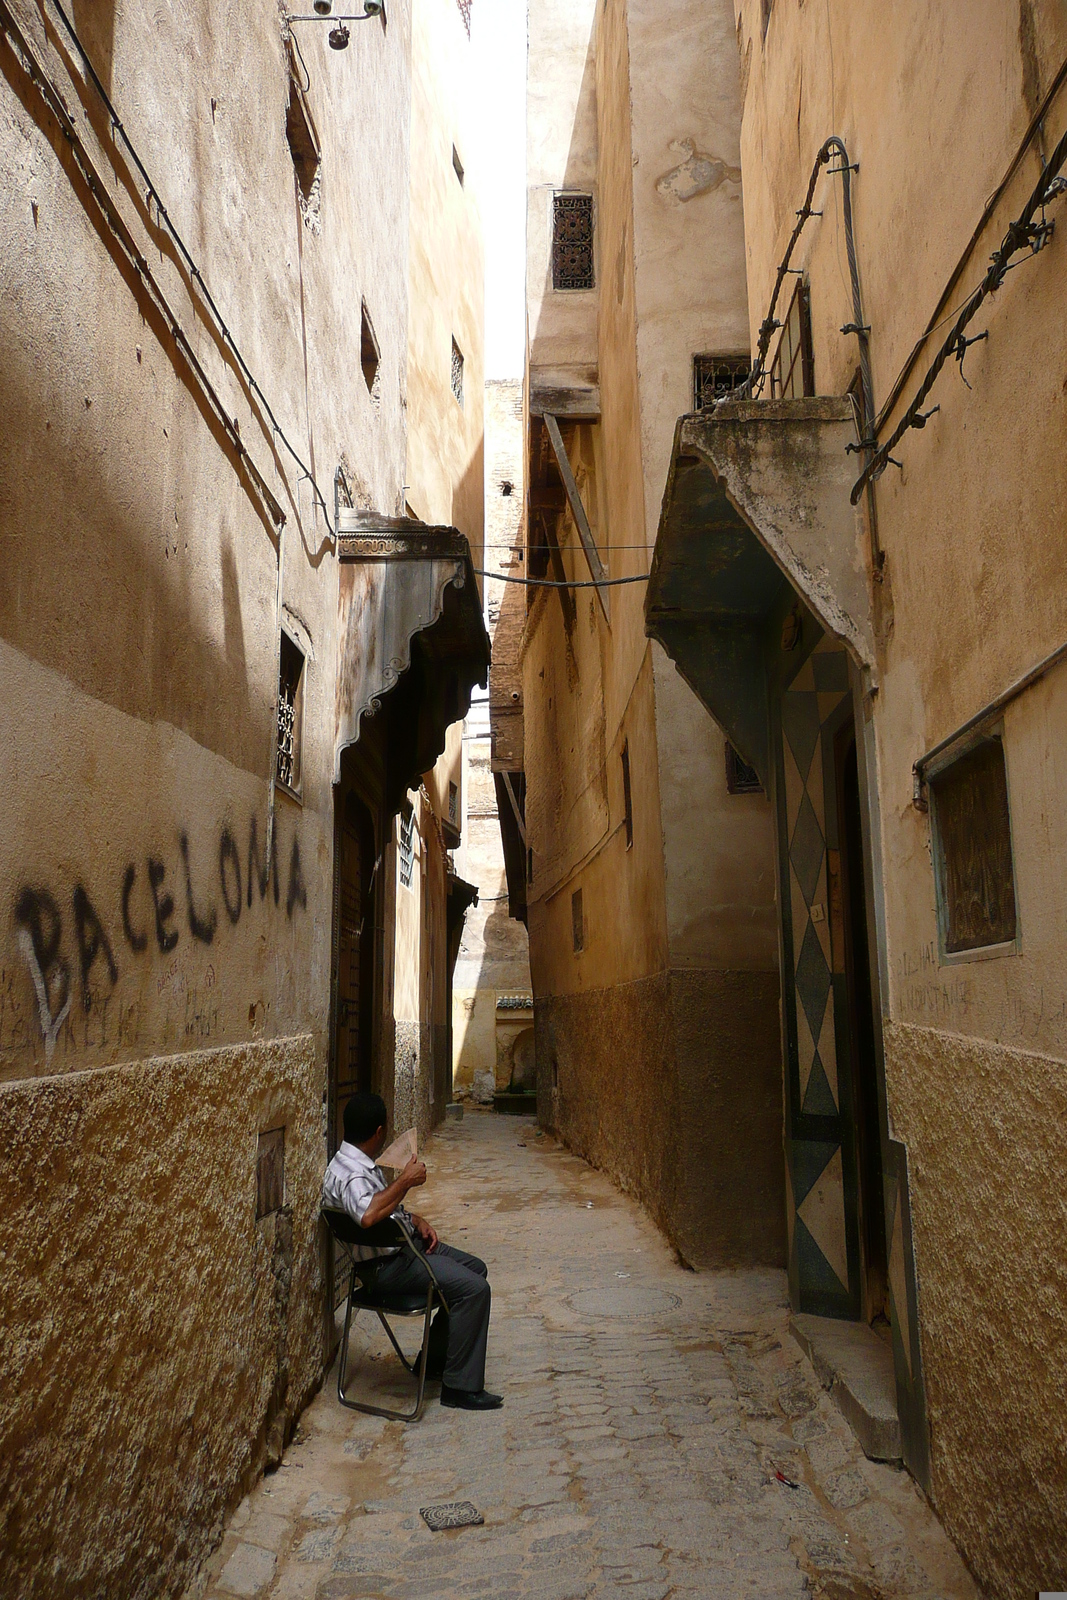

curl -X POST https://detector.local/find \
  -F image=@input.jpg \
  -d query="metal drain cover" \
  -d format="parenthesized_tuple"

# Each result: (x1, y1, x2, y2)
(420, 1501, 484, 1532)
(568, 1285, 681, 1318)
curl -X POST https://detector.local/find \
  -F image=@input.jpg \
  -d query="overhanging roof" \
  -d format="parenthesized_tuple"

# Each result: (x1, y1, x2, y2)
(646, 398, 872, 782)
(335, 512, 490, 793)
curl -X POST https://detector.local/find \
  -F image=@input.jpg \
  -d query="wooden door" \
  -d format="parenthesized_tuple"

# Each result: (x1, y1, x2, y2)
(334, 793, 375, 1149)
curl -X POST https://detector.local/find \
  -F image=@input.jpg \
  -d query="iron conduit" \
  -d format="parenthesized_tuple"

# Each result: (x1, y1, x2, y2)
(850, 116, 1067, 506)
(46, 0, 336, 541)
(875, 52, 1067, 435)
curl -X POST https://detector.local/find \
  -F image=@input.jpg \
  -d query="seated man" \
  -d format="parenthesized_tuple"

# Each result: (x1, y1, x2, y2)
(322, 1091, 503, 1412)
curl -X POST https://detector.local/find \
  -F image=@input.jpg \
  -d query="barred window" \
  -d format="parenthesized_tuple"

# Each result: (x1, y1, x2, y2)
(448, 781, 459, 826)
(769, 281, 814, 399)
(930, 737, 1017, 953)
(398, 809, 416, 890)
(451, 338, 464, 407)
(552, 193, 594, 291)
(693, 354, 750, 411)
(276, 632, 305, 794)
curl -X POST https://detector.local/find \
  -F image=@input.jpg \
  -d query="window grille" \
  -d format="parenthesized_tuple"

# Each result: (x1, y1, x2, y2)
(455, 0, 471, 38)
(693, 354, 751, 411)
(451, 338, 464, 407)
(769, 281, 814, 399)
(930, 736, 1017, 953)
(448, 781, 459, 826)
(276, 632, 305, 793)
(398, 809, 415, 889)
(552, 194, 595, 291)
(725, 741, 763, 794)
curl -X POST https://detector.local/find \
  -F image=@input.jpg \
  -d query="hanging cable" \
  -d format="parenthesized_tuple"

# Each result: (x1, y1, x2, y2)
(473, 569, 649, 588)
(850, 118, 1067, 505)
(45, 0, 336, 540)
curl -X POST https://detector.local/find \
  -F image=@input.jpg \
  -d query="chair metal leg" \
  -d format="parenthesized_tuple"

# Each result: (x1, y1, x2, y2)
(336, 1280, 436, 1423)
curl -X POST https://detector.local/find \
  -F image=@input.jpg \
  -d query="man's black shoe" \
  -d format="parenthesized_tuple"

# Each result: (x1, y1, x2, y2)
(439, 1385, 503, 1411)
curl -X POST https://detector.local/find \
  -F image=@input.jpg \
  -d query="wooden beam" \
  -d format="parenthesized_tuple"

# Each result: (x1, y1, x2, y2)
(542, 413, 610, 624)
(501, 772, 527, 849)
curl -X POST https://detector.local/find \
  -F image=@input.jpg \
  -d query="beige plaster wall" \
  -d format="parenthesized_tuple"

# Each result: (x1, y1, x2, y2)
(406, 0, 485, 553)
(452, 733, 532, 1093)
(734, 1, 1067, 1589)
(0, 0, 413, 1588)
(521, 0, 783, 1264)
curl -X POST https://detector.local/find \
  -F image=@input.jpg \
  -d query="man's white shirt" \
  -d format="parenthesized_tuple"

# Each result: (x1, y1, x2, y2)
(321, 1140, 410, 1261)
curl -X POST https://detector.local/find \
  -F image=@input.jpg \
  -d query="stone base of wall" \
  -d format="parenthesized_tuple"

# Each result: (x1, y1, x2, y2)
(0, 1034, 326, 1600)
(885, 1019, 1067, 1600)
(535, 968, 785, 1269)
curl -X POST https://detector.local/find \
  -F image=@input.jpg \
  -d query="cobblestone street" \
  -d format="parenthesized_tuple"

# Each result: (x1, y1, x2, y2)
(191, 1114, 979, 1600)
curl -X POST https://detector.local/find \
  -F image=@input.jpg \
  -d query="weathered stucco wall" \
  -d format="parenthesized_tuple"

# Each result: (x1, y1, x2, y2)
(522, 0, 782, 1266)
(452, 732, 532, 1096)
(0, 0, 413, 1587)
(0, 1034, 323, 1600)
(734, 0, 1067, 1589)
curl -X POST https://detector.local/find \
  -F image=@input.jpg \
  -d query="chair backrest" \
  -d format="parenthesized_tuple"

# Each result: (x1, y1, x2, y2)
(321, 1209, 406, 1250)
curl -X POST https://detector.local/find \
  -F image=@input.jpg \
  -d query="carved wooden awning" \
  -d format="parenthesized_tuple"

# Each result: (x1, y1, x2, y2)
(335, 512, 490, 801)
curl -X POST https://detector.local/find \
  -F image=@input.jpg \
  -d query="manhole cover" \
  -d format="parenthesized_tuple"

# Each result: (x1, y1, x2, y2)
(420, 1501, 484, 1531)
(568, 1285, 681, 1318)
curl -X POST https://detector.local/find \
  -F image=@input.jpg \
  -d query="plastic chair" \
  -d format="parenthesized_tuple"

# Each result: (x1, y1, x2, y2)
(322, 1209, 448, 1423)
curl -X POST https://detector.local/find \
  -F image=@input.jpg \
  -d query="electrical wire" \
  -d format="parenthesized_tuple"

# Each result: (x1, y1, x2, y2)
(473, 569, 649, 588)
(46, 0, 336, 540)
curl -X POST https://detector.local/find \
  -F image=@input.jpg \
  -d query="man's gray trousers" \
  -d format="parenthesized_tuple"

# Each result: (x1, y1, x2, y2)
(372, 1241, 491, 1394)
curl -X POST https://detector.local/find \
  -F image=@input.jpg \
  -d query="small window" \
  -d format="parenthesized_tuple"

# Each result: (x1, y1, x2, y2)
(361, 302, 380, 405)
(552, 193, 595, 291)
(276, 632, 305, 794)
(931, 737, 1017, 954)
(621, 740, 633, 849)
(694, 355, 750, 411)
(769, 281, 814, 399)
(726, 741, 763, 794)
(398, 808, 416, 889)
(448, 782, 459, 826)
(452, 144, 465, 185)
(571, 887, 584, 953)
(451, 338, 464, 407)
(285, 51, 321, 203)
(761, 0, 773, 40)
(256, 1127, 285, 1219)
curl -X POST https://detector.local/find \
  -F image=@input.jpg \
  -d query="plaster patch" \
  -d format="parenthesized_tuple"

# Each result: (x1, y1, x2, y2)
(655, 139, 740, 203)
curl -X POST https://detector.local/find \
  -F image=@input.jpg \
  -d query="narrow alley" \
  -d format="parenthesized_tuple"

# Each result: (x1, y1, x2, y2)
(192, 1115, 976, 1600)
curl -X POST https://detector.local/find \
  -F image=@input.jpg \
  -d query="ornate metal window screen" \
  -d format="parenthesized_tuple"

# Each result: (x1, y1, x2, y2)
(399, 809, 416, 889)
(725, 741, 763, 794)
(693, 354, 751, 411)
(448, 781, 459, 826)
(276, 632, 305, 792)
(455, 0, 471, 38)
(451, 338, 464, 407)
(552, 193, 595, 291)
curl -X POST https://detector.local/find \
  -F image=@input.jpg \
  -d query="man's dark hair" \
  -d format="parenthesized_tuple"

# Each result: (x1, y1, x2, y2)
(343, 1091, 388, 1147)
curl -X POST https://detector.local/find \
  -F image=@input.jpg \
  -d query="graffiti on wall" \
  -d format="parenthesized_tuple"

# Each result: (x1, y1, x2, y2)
(8, 815, 307, 1066)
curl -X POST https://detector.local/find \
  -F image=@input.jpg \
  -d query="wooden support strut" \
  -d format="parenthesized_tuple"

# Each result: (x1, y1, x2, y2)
(542, 413, 611, 624)
(500, 773, 527, 849)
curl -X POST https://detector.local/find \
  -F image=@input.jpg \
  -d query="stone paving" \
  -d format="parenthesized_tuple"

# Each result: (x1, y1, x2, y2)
(187, 1113, 980, 1600)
